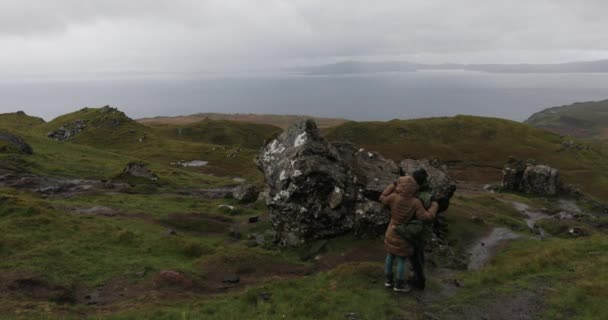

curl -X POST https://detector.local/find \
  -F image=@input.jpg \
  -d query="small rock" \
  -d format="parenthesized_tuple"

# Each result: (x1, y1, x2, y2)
(84, 291, 101, 305)
(555, 212, 575, 220)
(218, 205, 235, 213)
(423, 312, 440, 320)
(222, 274, 240, 284)
(120, 162, 158, 181)
(233, 184, 259, 203)
(258, 292, 272, 301)
(164, 229, 178, 236)
(344, 312, 361, 320)
(568, 227, 589, 237)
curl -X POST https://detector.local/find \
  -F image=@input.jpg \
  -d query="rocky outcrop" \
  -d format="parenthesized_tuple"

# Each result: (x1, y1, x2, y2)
(257, 119, 457, 246)
(47, 120, 88, 141)
(256, 120, 357, 246)
(333, 142, 400, 201)
(521, 165, 559, 196)
(47, 106, 132, 142)
(120, 162, 159, 181)
(233, 183, 259, 203)
(502, 158, 560, 196)
(0, 132, 34, 154)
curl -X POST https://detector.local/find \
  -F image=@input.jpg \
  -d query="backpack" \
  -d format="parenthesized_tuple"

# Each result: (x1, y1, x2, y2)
(394, 219, 431, 248)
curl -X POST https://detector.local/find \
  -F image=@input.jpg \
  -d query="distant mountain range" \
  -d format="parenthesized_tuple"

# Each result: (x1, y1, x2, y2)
(296, 59, 608, 75)
(526, 99, 608, 140)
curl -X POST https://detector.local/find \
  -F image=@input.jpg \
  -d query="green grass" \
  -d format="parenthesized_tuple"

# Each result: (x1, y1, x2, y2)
(526, 99, 608, 140)
(0, 111, 45, 131)
(456, 235, 608, 319)
(324, 115, 608, 199)
(147, 119, 281, 149)
(18, 106, 267, 182)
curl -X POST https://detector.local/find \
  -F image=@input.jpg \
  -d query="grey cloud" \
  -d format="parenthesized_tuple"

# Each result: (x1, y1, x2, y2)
(1, 0, 608, 76)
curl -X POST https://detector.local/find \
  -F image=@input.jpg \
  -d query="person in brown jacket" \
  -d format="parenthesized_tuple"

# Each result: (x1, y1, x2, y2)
(380, 175, 439, 292)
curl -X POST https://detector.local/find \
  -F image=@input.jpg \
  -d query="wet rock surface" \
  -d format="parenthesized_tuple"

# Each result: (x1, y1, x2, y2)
(333, 142, 399, 201)
(233, 183, 259, 203)
(257, 119, 456, 246)
(256, 119, 357, 246)
(502, 158, 560, 196)
(0, 132, 34, 154)
(119, 162, 159, 181)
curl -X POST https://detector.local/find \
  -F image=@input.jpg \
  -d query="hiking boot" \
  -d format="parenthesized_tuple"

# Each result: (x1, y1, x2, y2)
(393, 280, 411, 293)
(384, 274, 394, 288)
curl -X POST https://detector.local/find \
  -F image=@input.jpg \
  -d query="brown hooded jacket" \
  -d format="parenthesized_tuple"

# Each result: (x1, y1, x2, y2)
(380, 176, 438, 257)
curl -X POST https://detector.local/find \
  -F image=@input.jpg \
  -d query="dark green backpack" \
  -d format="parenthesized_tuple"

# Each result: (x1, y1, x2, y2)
(394, 220, 431, 247)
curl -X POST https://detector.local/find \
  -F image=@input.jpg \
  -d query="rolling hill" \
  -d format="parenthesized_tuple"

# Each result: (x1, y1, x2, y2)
(525, 100, 608, 140)
(146, 119, 281, 149)
(324, 115, 608, 199)
(1, 107, 607, 319)
(138, 113, 349, 129)
(0, 111, 45, 131)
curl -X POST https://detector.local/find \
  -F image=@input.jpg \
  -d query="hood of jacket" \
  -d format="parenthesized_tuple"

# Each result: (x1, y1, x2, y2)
(395, 176, 419, 198)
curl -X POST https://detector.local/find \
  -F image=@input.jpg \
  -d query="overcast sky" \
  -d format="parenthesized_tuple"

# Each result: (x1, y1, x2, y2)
(3, 0, 608, 79)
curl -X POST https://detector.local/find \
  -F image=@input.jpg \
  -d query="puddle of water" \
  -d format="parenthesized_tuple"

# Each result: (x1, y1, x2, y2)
(509, 201, 551, 235)
(176, 160, 208, 167)
(559, 199, 582, 214)
(468, 227, 520, 271)
(468, 200, 557, 270)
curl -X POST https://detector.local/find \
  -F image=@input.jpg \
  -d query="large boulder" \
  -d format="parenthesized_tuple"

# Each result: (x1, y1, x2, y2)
(399, 159, 457, 212)
(333, 142, 400, 201)
(256, 120, 357, 246)
(353, 200, 390, 237)
(257, 120, 457, 246)
(501, 158, 560, 196)
(521, 165, 559, 196)
(0, 132, 33, 154)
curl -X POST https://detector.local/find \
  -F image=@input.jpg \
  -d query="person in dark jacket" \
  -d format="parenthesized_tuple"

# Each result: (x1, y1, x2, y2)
(408, 169, 433, 290)
(380, 176, 438, 293)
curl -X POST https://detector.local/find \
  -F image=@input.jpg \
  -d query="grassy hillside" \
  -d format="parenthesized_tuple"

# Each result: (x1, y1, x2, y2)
(1, 109, 607, 319)
(0, 111, 45, 131)
(324, 115, 608, 199)
(25, 107, 276, 181)
(147, 119, 281, 149)
(138, 113, 349, 129)
(36, 106, 154, 149)
(526, 100, 608, 140)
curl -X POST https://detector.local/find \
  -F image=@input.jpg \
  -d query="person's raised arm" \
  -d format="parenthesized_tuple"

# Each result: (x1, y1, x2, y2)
(415, 199, 439, 221)
(380, 182, 396, 206)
